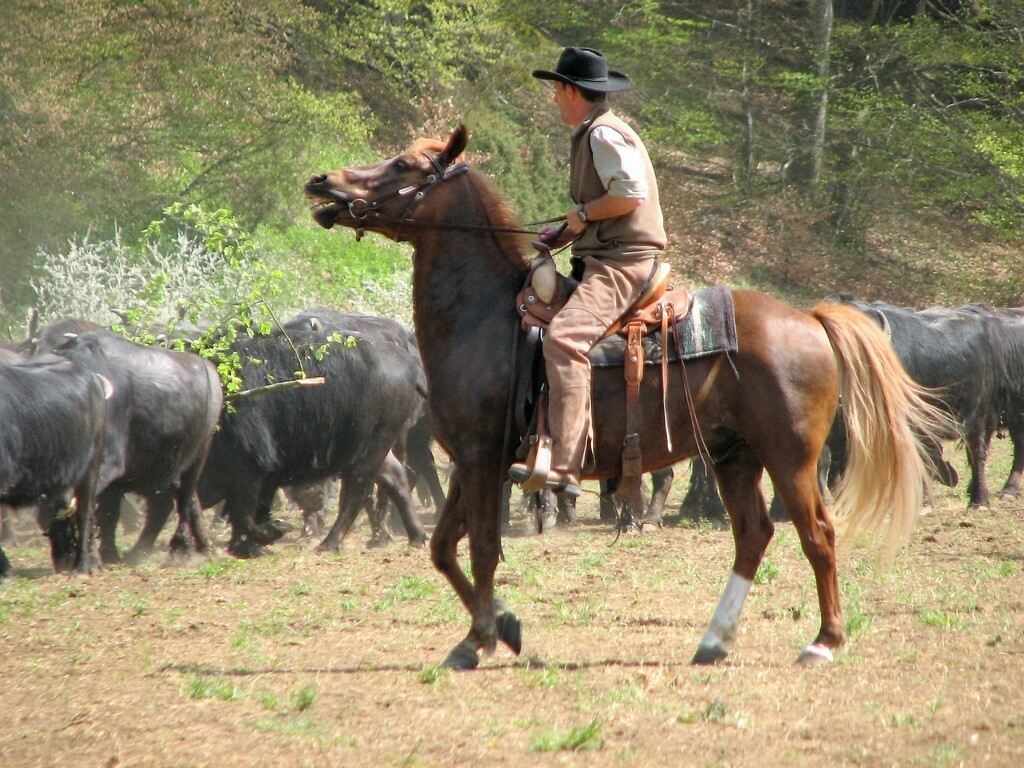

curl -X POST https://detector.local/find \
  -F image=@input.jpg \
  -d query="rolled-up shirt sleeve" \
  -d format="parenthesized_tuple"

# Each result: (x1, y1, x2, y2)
(590, 126, 648, 200)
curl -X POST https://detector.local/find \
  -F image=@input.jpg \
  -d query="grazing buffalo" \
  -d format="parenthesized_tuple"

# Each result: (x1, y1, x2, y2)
(197, 318, 426, 556)
(0, 355, 111, 575)
(50, 330, 223, 562)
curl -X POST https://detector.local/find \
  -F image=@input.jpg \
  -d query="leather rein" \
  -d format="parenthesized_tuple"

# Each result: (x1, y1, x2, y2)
(334, 157, 562, 240)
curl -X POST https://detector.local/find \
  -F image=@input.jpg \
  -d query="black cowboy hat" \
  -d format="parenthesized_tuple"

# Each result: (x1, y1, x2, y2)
(532, 46, 631, 93)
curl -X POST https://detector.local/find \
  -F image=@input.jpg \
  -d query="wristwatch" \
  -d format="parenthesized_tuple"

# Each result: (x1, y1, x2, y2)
(576, 204, 589, 223)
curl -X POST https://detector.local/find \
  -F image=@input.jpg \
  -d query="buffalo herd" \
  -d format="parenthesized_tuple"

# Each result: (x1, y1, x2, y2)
(1, 295, 1023, 578)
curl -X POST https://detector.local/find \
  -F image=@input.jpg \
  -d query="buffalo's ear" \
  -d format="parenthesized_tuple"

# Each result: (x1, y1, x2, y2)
(439, 124, 468, 166)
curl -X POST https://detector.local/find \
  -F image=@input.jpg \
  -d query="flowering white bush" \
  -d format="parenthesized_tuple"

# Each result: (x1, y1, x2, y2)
(31, 227, 260, 327)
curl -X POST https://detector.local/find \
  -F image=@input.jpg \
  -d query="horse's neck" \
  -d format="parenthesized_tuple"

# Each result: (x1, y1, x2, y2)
(411, 232, 524, 402)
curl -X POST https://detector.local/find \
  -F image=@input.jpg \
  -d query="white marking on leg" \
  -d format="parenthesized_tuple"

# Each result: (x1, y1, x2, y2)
(799, 643, 834, 663)
(697, 572, 752, 656)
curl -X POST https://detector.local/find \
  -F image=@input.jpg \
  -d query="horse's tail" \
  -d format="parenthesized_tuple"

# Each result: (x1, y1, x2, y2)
(811, 303, 957, 555)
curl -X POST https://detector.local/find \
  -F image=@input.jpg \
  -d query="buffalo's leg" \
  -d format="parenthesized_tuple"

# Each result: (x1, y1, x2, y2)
(598, 478, 618, 523)
(375, 452, 427, 546)
(317, 472, 377, 552)
(693, 448, 773, 665)
(643, 466, 675, 526)
(125, 492, 174, 563)
(170, 455, 212, 556)
(555, 491, 577, 526)
(0, 507, 13, 546)
(96, 489, 125, 563)
(1000, 421, 1024, 498)
(680, 459, 728, 526)
(0, 544, 10, 578)
(965, 422, 993, 509)
(225, 480, 283, 558)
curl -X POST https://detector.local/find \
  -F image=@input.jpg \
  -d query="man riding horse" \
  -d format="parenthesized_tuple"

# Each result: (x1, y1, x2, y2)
(509, 47, 667, 498)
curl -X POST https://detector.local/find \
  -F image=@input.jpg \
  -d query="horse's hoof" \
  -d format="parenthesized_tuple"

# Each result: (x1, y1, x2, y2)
(796, 643, 835, 665)
(496, 611, 523, 656)
(691, 644, 728, 665)
(440, 642, 480, 670)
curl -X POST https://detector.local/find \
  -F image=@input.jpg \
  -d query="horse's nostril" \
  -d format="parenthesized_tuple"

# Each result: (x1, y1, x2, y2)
(309, 173, 327, 185)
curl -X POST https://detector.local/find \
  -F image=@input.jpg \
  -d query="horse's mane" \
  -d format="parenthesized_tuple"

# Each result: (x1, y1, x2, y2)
(408, 138, 530, 268)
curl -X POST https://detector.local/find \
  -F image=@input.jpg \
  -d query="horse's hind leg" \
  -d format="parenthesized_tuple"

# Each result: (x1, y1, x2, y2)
(771, 460, 843, 664)
(693, 448, 773, 665)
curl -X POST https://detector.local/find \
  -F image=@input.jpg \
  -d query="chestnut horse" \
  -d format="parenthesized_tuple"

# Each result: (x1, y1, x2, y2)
(306, 126, 950, 669)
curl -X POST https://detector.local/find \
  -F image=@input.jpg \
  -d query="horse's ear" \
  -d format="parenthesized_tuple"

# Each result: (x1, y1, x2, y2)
(440, 125, 468, 166)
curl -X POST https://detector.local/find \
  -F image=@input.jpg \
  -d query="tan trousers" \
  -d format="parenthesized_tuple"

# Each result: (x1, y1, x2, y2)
(543, 255, 657, 476)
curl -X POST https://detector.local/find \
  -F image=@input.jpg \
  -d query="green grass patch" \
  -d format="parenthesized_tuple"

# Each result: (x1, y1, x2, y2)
(374, 575, 436, 611)
(194, 558, 244, 579)
(292, 683, 317, 712)
(183, 675, 245, 701)
(754, 560, 780, 585)
(916, 609, 966, 630)
(530, 718, 603, 752)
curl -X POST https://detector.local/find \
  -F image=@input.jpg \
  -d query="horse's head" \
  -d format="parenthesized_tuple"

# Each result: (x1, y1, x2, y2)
(305, 125, 469, 240)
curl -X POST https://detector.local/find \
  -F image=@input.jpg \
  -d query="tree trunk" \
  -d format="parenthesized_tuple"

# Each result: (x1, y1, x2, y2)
(810, 0, 835, 192)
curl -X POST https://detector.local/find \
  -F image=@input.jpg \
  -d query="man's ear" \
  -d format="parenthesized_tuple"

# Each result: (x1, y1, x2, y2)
(439, 124, 468, 166)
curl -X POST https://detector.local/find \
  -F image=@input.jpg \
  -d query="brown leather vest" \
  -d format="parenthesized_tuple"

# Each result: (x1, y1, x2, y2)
(569, 106, 666, 263)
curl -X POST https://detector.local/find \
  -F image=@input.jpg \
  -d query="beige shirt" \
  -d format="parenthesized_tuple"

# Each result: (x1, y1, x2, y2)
(590, 126, 649, 200)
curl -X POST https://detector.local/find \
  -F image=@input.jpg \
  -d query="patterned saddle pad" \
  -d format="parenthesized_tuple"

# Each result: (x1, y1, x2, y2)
(587, 284, 738, 368)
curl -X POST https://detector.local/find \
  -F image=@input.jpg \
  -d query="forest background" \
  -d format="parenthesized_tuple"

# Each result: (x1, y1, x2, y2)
(2, 0, 1022, 335)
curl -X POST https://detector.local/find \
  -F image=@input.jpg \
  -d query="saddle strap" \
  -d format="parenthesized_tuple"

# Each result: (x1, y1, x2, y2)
(617, 319, 646, 513)
(661, 302, 672, 452)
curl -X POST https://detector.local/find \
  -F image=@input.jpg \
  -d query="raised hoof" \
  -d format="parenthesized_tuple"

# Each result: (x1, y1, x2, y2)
(691, 644, 728, 666)
(796, 643, 835, 665)
(440, 642, 480, 671)
(496, 612, 523, 656)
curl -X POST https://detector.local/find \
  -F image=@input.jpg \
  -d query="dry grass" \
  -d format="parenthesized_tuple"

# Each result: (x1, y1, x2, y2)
(1, 441, 1022, 767)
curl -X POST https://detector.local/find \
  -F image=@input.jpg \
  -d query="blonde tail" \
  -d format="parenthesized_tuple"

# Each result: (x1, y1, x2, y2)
(812, 303, 957, 556)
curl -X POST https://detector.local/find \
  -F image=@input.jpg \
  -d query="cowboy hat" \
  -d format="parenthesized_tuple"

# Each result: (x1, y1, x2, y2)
(532, 46, 631, 93)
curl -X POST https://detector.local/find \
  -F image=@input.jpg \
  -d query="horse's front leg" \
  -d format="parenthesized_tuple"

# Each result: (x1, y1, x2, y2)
(436, 467, 520, 670)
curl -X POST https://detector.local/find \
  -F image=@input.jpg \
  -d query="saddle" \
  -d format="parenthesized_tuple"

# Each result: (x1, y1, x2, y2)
(512, 257, 693, 515)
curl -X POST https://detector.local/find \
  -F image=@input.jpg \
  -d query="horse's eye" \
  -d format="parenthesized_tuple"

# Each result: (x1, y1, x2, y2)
(394, 159, 409, 172)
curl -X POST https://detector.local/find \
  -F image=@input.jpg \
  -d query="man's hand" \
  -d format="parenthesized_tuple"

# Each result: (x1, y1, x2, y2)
(566, 204, 587, 235)
(532, 223, 573, 252)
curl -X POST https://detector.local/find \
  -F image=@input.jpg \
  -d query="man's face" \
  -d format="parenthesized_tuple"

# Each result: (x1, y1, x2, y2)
(551, 82, 578, 126)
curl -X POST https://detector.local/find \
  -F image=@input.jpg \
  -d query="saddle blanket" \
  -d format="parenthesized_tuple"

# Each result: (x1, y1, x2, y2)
(588, 284, 738, 368)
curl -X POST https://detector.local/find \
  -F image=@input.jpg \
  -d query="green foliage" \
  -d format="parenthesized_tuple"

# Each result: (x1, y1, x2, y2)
(3, 0, 1024, 326)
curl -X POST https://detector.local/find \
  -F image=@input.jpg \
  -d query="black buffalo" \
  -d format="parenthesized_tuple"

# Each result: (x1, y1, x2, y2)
(197, 316, 426, 556)
(51, 330, 223, 561)
(0, 354, 111, 575)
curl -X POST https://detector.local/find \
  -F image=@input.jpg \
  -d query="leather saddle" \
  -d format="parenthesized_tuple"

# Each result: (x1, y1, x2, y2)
(515, 260, 688, 340)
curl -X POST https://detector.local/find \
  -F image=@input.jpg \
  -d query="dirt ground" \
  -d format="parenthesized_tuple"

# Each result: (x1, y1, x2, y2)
(2, 442, 1022, 768)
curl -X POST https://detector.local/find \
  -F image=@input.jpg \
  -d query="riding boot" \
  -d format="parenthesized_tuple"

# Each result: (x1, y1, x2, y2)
(547, 382, 591, 485)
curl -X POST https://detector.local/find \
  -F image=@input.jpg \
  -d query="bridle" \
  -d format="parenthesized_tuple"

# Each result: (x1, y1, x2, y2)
(333, 155, 562, 240)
